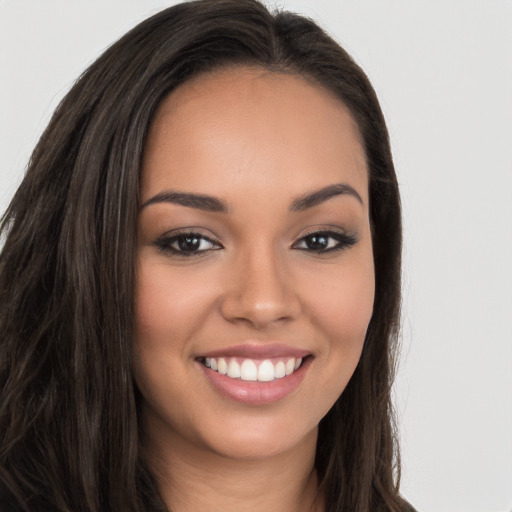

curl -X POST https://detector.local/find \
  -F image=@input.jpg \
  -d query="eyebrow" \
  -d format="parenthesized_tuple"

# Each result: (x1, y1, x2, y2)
(140, 182, 363, 213)
(140, 191, 228, 212)
(289, 183, 363, 211)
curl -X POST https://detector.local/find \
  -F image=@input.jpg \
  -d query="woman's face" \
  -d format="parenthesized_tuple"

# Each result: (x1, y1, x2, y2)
(135, 67, 374, 460)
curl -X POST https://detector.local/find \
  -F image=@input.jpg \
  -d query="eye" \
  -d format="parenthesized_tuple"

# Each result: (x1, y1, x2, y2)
(153, 231, 222, 256)
(293, 230, 357, 253)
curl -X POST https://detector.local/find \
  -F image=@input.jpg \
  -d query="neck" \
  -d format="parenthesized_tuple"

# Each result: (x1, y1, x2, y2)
(143, 425, 324, 512)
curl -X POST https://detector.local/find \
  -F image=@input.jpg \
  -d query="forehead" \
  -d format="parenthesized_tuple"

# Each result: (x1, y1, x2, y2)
(141, 66, 368, 205)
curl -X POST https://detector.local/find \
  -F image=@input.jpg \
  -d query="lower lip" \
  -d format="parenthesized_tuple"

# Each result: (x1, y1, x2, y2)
(198, 357, 312, 405)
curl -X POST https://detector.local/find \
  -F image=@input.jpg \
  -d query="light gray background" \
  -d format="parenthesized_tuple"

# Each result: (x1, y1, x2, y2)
(1, 1, 511, 511)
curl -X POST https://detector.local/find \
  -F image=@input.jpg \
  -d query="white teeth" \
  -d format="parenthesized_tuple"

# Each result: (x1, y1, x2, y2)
(227, 359, 241, 378)
(240, 359, 258, 381)
(217, 357, 228, 375)
(285, 358, 295, 375)
(204, 356, 305, 381)
(258, 360, 275, 382)
(274, 361, 286, 379)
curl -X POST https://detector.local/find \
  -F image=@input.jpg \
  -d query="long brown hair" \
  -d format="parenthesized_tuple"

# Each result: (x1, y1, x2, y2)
(0, 1, 404, 511)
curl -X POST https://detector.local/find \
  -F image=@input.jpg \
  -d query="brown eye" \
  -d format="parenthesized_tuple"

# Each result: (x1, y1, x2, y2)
(293, 230, 357, 253)
(302, 233, 331, 251)
(154, 232, 222, 256)
(174, 234, 206, 252)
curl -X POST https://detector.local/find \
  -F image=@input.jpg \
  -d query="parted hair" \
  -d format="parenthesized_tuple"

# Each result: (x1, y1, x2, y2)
(0, 1, 404, 511)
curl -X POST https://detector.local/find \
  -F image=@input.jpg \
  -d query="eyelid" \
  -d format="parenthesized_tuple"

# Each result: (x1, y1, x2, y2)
(153, 228, 223, 256)
(293, 225, 351, 241)
(292, 226, 357, 253)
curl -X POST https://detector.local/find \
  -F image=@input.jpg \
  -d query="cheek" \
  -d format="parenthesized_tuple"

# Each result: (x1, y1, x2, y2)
(132, 260, 206, 423)
(307, 255, 375, 344)
(132, 260, 209, 401)
(134, 259, 215, 345)
(299, 248, 375, 397)
(324, 274, 374, 344)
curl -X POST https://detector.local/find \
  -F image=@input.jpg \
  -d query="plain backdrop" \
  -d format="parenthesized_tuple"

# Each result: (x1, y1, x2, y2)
(1, 1, 511, 511)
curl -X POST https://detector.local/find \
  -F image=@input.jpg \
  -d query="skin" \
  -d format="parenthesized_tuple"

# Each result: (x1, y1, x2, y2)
(134, 67, 375, 512)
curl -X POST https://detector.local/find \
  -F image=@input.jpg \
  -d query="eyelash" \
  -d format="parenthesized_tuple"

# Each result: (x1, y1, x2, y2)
(153, 229, 357, 257)
(154, 232, 222, 256)
(293, 229, 357, 254)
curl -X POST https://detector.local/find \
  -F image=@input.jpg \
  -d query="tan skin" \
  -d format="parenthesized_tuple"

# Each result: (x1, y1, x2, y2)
(135, 67, 375, 512)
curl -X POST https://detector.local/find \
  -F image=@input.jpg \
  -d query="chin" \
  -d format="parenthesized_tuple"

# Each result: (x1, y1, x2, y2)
(200, 416, 319, 461)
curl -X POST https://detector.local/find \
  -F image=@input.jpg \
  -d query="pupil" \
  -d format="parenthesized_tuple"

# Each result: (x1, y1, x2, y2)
(307, 234, 327, 250)
(179, 236, 200, 251)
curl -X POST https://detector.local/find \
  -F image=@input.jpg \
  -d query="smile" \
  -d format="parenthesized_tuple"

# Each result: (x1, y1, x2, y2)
(196, 343, 312, 404)
(203, 356, 303, 382)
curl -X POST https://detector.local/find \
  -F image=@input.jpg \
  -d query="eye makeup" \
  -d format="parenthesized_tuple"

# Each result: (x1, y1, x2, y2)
(292, 228, 357, 254)
(153, 229, 223, 256)
(152, 226, 357, 258)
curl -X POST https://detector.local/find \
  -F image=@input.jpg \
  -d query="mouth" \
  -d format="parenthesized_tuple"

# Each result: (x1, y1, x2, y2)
(198, 355, 309, 382)
(195, 345, 313, 405)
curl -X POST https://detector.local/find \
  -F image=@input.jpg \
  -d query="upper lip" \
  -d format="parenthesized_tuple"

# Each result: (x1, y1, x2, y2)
(198, 342, 311, 359)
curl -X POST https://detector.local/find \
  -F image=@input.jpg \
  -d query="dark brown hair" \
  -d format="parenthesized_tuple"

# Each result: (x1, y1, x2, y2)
(0, 1, 404, 511)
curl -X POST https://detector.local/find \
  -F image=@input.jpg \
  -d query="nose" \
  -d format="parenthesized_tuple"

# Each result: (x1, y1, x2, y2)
(220, 246, 301, 329)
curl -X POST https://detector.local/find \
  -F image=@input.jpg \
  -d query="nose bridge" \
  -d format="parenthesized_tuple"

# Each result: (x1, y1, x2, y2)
(221, 240, 299, 327)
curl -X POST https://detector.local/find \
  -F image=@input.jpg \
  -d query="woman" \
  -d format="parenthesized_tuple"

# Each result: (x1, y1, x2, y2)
(0, 1, 411, 511)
